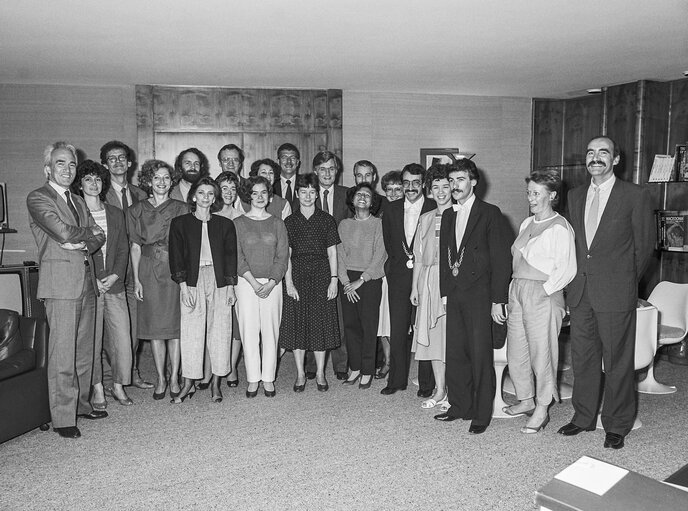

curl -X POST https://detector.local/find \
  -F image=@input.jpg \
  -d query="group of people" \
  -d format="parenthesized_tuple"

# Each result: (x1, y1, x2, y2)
(28, 135, 653, 449)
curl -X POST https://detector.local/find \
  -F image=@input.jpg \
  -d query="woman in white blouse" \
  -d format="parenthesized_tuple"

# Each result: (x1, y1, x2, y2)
(504, 169, 576, 434)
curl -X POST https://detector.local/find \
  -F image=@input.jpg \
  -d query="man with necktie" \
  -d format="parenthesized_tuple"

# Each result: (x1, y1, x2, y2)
(435, 159, 512, 434)
(27, 141, 107, 438)
(274, 143, 301, 208)
(557, 136, 654, 449)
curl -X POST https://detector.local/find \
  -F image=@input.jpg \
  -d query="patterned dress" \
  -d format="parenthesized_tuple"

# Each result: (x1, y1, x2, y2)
(279, 208, 341, 351)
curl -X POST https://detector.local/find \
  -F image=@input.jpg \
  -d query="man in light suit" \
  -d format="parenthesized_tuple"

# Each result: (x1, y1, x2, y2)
(100, 140, 152, 391)
(558, 136, 654, 449)
(27, 141, 107, 439)
(435, 159, 512, 434)
(381, 163, 436, 396)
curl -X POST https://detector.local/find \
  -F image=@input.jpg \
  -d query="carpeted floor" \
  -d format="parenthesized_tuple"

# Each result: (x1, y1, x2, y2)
(1, 343, 687, 511)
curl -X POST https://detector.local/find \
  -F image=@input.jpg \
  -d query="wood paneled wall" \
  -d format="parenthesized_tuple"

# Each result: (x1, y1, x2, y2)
(0, 84, 137, 266)
(343, 91, 533, 232)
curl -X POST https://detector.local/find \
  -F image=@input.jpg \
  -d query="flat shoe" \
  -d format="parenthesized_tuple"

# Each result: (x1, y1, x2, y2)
(54, 426, 81, 438)
(469, 424, 488, 434)
(434, 412, 460, 422)
(132, 378, 154, 390)
(502, 405, 535, 417)
(604, 432, 625, 449)
(112, 392, 134, 406)
(78, 410, 109, 420)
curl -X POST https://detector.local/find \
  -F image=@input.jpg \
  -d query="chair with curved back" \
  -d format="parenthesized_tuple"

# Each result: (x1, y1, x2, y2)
(637, 281, 688, 395)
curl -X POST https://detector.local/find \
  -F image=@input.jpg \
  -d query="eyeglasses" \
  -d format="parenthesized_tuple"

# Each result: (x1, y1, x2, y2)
(220, 157, 241, 165)
(402, 179, 422, 188)
(106, 155, 128, 164)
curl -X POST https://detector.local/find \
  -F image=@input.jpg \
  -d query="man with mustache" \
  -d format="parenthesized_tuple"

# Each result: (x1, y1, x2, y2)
(380, 163, 436, 396)
(558, 136, 654, 449)
(170, 148, 210, 202)
(273, 143, 300, 208)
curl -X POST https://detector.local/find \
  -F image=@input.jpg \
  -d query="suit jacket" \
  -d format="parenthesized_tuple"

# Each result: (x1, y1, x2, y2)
(104, 183, 147, 210)
(315, 185, 350, 225)
(439, 198, 512, 303)
(273, 179, 299, 209)
(382, 197, 436, 277)
(168, 213, 238, 288)
(565, 178, 654, 312)
(27, 183, 105, 300)
(91, 204, 129, 294)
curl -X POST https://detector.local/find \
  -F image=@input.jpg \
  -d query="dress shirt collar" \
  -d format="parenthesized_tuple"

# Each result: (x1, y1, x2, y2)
(453, 193, 476, 212)
(404, 195, 424, 211)
(48, 180, 70, 200)
(589, 174, 615, 193)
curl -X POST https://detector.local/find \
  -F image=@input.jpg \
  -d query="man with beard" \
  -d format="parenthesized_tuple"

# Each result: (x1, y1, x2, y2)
(380, 163, 436, 397)
(218, 143, 246, 181)
(557, 136, 653, 449)
(435, 159, 512, 434)
(350, 160, 386, 217)
(169, 148, 210, 202)
(274, 143, 300, 208)
(100, 140, 153, 392)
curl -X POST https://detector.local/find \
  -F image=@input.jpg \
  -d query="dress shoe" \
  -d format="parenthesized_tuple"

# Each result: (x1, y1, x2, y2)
(91, 398, 107, 411)
(293, 378, 306, 392)
(342, 374, 361, 385)
(359, 375, 373, 389)
(132, 375, 154, 390)
(434, 412, 460, 422)
(54, 426, 81, 438)
(111, 391, 134, 406)
(380, 386, 399, 395)
(171, 387, 196, 404)
(521, 415, 550, 434)
(604, 432, 625, 449)
(198, 381, 211, 391)
(305, 372, 316, 380)
(374, 365, 390, 379)
(317, 377, 329, 392)
(264, 383, 276, 397)
(246, 385, 258, 398)
(103, 385, 115, 397)
(152, 386, 167, 400)
(335, 371, 348, 381)
(78, 410, 109, 420)
(226, 378, 239, 388)
(417, 389, 433, 398)
(469, 424, 488, 434)
(557, 422, 595, 436)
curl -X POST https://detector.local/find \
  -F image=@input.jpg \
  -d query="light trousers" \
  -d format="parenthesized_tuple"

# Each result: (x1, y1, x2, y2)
(180, 266, 233, 380)
(506, 278, 565, 406)
(235, 277, 282, 383)
(94, 291, 132, 386)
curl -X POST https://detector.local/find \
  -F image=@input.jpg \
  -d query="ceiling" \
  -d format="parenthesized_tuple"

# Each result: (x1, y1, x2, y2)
(1, 0, 686, 98)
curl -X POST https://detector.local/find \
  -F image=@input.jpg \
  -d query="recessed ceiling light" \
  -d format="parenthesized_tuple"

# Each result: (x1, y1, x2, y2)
(587, 88, 602, 94)
(683, 70, 688, 76)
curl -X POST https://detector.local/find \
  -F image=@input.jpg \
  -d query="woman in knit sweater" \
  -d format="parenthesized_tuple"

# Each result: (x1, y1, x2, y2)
(504, 169, 576, 433)
(337, 182, 388, 389)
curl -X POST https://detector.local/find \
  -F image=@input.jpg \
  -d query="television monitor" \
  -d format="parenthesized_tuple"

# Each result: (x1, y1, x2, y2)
(0, 182, 7, 226)
(0, 272, 24, 315)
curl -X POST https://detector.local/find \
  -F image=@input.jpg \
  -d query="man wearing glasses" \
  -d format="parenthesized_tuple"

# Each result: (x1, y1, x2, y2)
(100, 140, 152, 391)
(170, 147, 210, 202)
(274, 143, 301, 207)
(380, 163, 436, 396)
(217, 143, 246, 181)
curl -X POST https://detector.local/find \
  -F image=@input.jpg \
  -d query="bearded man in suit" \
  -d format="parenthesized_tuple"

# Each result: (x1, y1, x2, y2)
(557, 136, 654, 449)
(27, 141, 107, 438)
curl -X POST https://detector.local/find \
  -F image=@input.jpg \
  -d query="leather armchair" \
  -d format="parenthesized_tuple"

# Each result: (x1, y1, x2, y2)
(0, 310, 50, 443)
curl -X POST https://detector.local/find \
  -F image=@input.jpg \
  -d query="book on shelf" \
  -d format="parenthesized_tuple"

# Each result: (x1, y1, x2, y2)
(676, 143, 688, 182)
(648, 154, 676, 182)
(657, 210, 688, 251)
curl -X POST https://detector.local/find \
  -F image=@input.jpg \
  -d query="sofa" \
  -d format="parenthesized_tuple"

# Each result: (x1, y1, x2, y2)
(0, 309, 50, 443)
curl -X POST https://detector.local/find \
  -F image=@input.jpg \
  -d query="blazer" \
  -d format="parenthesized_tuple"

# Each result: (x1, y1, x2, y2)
(315, 184, 350, 225)
(104, 183, 147, 210)
(439, 197, 512, 304)
(382, 197, 436, 277)
(91, 204, 129, 295)
(27, 183, 105, 300)
(565, 178, 654, 312)
(273, 179, 299, 209)
(168, 213, 238, 288)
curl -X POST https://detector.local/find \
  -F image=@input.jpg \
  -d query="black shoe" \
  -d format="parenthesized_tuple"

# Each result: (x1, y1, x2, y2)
(417, 389, 433, 398)
(434, 412, 460, 422)
(359, 375, 373, 389)
(78, 410, 109, 420)
(246, 386, 258, 398)
(557, 422, 595, 436)
(604, 432, 625, 449)
(380, 386, 399, 395)
(293, 378, 306, 393)
(198, 382, 211, 391)
(305, 372, 316, 380)
(54, 426, 81, 438)
(317, 377, 329, 392)
(335, 371, 348, 381)
(342, 374, 361, 386)
(171, 388, 195, 404)
(152, 383, 168, 400)
(264, 384, 276, 398)
(226, 378, 239, 388)
(374, 365, 390, 379)
(469, 424, 488, 434)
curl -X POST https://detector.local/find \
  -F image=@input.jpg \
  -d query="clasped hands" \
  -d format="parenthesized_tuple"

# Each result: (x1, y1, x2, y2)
(343, 279, 362, 303)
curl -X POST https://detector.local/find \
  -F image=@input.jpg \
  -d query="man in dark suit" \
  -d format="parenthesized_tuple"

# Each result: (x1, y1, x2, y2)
(435, 159, 512, 434)
(273, 143, 301, 209)
(100, 140, 152, 390)
(381, 163, 436, 396)
(27, 141, 107, 438)
(217, 143, 246, 181)
(557, 136, 654, 449)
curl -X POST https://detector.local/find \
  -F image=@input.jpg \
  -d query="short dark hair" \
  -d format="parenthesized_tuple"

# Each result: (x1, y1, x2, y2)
(99, 140, 134, 166)
(174, 148, 210, 179)
(353, 160, 378, 178)
(312, 150, 339, 171)
(71, 160, 110, 201)
(296, 172, 320, 193)
(215, 171, 241, 188)
(424, 164, 450, 194)
(188, 176, 223, 213)
(138, 159, 180, 196)
(446, 159, 480, 184)
(381, 170, 402, 191)
(526, 169, 562, 208)
(401, 163, 425, 180)
(346, 182, 376, 212)
(277, 143, 300, 160)
(588, 135, 620, 158)
(239, 176, 273, 204)
(249, 158, 281, 179)
(217, 144, 245, 165)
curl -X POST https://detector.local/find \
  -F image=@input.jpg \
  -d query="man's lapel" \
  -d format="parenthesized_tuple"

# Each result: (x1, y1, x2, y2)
(461, 199, 482, 248)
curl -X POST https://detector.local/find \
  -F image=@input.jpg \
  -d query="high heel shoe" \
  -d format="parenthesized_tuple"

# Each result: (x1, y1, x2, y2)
(293, 377, 306, 393)
(359, 375, 373, 389)
(226, 378, 239, 388)
(521, 414, 550, 434)
(170, 387, 195, 404)
(169, 383, 183, 399)
(316, 377, 329, 392)
(342, 374, 361, 386)
(264, 382, 276, 398)
(374, 365, 390, 379)
(152, 383, 168, 400)
(198, 381, 211, 391)
(246, 384, 259, 398)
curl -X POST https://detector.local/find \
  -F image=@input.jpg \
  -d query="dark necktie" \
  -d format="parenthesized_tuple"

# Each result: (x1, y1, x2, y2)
(121, 186, 129, 211)
(285, 179, 293, 204)
(323, 189, 330, 214)
(65, 190, 80, 226)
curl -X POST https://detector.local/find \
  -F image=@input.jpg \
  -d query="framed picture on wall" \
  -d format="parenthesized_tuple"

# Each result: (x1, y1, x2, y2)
(420, 148, 475, 170)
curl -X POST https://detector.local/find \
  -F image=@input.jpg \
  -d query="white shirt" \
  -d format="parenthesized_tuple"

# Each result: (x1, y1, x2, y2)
(453, 194, 476, 250)
(320, 185, 334, 214)
(585, 175, 615, 233)
(48, 181, 71, 203)
(403, 196, 424, 247)
(110, 180, 132, 209)
(280, 175, 295, 199)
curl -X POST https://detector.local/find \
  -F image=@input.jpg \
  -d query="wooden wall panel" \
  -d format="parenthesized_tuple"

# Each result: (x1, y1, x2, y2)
(606, 82, 638, 182)
(531, 100, 564, 168)
(154, 132, 243, 178)
(562, 95, 603, 166)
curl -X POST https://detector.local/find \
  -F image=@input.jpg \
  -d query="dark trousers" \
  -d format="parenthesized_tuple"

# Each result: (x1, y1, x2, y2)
(570, 285, 636, 436)
(340, 271, 382, 376)
(445, 284, 495, 426)
(387, 270, 434, 391)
